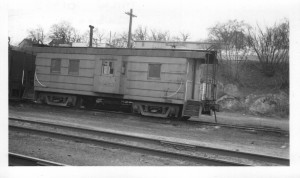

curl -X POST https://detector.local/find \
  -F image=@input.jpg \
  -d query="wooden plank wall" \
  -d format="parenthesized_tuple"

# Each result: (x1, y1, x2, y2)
(34, 52, 188, 104)
(123, 56, 187, 104)
(35, 53, 96, 96)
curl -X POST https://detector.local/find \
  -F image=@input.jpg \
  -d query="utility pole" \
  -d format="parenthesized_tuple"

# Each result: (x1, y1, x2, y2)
(109, 31, 111, 45)
(125, 9, 137, 48)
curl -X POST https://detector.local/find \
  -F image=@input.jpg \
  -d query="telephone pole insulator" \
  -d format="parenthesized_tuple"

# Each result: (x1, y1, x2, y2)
(125, 9, 137, 48)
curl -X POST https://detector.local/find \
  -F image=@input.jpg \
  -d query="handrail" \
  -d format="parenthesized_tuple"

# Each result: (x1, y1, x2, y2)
(35, 71, 47, 87)
(22, 70, 24, 86)
(166, 80, 183, 98)
(184, 61, 189, 101)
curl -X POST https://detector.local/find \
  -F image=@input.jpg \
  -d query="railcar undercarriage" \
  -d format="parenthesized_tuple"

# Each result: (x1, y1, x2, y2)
(35, 91, 185, 119)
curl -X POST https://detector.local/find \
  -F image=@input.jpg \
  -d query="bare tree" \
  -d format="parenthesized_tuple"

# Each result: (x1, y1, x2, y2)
(171, 32, 190, 42)
(171, 36, 181, 42)
(149, 30, 170, 41)
(248, 20, 289, 78)
(133, 26, 148, 41)
(81, 28, 106, 46)
(117, 32, 129, 47)
(107, 32, 127, 48)
(48, 21, 75, 45)
(180, 32, 190, 42)
(80, 31, 90, 44)
(94, 28, 105, 44)
(208, 20, 251, 83)
(27, 27, 46, 44)
(71, 29, 83, 43)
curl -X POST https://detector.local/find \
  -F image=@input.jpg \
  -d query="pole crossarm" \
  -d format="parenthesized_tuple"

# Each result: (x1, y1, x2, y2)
(125, 12, 137, 18)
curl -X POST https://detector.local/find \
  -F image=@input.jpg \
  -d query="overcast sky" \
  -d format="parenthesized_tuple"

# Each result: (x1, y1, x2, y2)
(7, 0, 298, 45)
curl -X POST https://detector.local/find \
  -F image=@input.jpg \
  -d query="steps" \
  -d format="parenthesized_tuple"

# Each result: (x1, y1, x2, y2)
(22, 86, 34, 100)
(183, 100, 201, 116)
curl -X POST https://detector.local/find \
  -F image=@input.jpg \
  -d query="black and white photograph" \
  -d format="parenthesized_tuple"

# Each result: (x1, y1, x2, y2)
(2, 0, 300, 177)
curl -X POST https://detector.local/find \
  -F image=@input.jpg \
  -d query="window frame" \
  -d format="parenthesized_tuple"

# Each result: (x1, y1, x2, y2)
(50, 58, 61, 73)
(121, 61, 127, 75)
(68, 59, 80, 75)
(148, 63, 161, 80)
(102, 60, 114, 76)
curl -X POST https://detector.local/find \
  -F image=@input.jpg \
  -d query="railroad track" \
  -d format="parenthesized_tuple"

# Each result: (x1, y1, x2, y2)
(87, 108, 288, 134)
(9, 117, 289, 166)
(10, 100, 288, 134)
(9, 152, 67, 166)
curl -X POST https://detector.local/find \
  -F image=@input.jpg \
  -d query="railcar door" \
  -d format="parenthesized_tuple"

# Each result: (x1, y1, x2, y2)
(185, 58, 201, 101)
(119, 56, 128, 94)
(93, 57, 121, 94)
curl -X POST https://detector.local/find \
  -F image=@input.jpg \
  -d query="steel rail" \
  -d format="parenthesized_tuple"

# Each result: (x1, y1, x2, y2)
(10, 100, 288, 134)
(9, 117, 289, 166)
(9, 124, 245, 166)
(9, 152, 67, 166)
(87, 108, 289, 134)
(187, 120, 288, 134)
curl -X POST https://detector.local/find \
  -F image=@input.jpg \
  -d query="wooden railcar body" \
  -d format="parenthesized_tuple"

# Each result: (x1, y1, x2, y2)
(30, 47, 217, 118)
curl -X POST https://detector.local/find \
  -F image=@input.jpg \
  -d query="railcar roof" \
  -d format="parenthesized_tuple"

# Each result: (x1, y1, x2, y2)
(27, 46, 215, 58)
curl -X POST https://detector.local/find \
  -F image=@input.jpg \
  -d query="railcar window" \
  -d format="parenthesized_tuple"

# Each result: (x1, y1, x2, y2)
(51, 59, 61, 73)
(69, 60, 80, 75)
(148, 63, 161, 79)
(102, 61, 114, 75)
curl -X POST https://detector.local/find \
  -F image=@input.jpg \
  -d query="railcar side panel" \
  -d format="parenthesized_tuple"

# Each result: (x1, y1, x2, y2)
(35, 52, 188, 104)
(35, 54, 96, 95)
(36, 74, 93, 85)
(123, 56, 186, 104)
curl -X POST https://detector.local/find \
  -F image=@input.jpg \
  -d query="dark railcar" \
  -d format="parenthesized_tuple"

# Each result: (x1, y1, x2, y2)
(9, 48, 36, 100)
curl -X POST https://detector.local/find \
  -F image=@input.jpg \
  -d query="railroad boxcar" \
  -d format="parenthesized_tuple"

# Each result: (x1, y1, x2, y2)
(9, 48, 36, 100)
(28, 47, 218, 119)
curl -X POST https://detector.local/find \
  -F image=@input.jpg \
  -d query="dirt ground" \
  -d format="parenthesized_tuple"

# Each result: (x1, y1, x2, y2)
(9, 130, 201, 166)
(8, 103, 289, 165)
